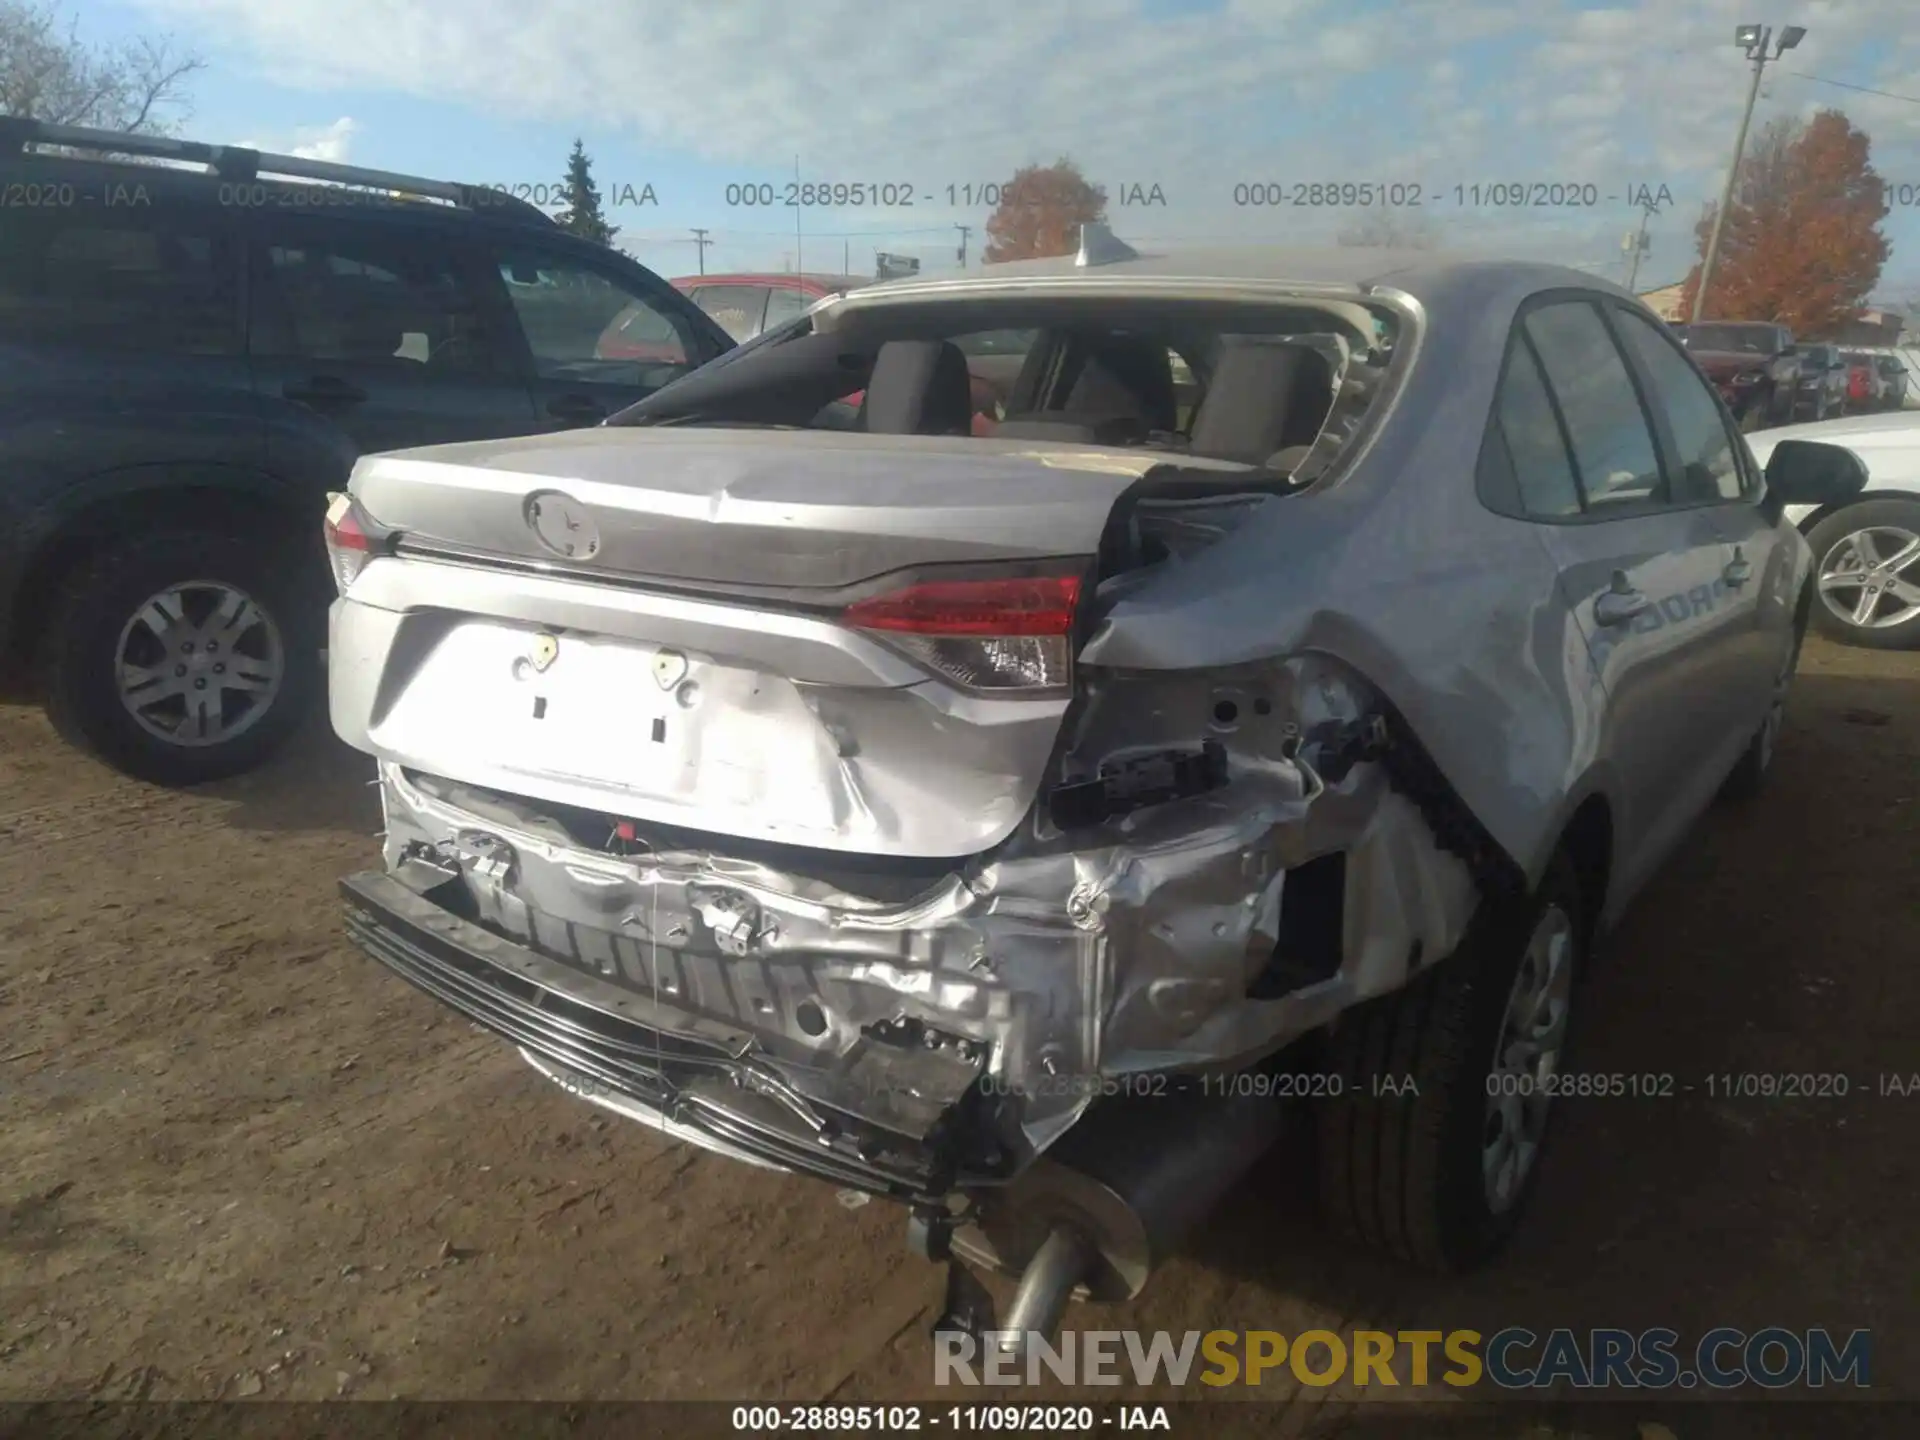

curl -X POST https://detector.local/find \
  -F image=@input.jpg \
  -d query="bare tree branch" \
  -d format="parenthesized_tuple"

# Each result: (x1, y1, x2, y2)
(0, 0, 204, 133)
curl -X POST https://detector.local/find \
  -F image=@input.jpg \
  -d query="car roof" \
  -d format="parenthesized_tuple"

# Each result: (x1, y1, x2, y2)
(823, 245, 1641, 311)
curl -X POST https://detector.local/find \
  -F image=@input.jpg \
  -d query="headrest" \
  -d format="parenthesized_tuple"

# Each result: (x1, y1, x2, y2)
(1189, 338, 1336, 466)
(863, 340, 974, 435)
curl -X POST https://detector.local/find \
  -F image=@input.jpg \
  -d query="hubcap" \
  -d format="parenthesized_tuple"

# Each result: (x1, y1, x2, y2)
(1482, 905, 1575, 1215)
(1818, 526, 1920, 631)
(115, 582, 285, 747)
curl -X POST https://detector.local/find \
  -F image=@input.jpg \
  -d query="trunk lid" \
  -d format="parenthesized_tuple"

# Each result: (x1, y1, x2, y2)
(334, 427, 1271, 859)
(349, 427, 1189, 591)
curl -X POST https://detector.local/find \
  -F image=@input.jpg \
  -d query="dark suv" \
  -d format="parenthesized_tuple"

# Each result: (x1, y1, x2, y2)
(0, 119, 733, 785)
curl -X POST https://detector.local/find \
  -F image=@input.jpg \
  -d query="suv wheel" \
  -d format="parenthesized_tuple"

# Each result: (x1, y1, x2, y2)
(1804, 499, 1920, 650)
(41, 530, 317, 785)
(1316, 855, 1584, 1269)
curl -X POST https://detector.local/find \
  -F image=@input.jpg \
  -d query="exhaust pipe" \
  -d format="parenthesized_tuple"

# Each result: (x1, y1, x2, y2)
(955, 1085, 1285, 1360)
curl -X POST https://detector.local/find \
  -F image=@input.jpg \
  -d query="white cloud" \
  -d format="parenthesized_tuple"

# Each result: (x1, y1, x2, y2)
(233, 116, 357, 163)
(140, 0, 1920, 278)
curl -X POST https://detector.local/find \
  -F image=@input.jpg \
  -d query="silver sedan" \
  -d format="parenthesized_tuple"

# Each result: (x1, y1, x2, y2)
(323, 236, 1868, 1346)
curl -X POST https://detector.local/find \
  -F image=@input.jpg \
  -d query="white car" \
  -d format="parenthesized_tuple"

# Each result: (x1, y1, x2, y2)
(1747, 410, 1920, 648)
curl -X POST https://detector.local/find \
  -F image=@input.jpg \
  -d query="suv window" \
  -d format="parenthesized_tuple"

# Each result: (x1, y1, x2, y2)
(1523, 301, 1665, 511)
(497, 251, 697, 383)
(691, 285, 771, 342)
(1480, 338, 1584, 518)
(253, 232, 501, 372)
(1615, 308, 1745, 502)
(0, 215, 240, 355)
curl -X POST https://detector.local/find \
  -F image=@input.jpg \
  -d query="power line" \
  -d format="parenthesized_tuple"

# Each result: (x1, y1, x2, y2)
(1783, 70, 1920, 107)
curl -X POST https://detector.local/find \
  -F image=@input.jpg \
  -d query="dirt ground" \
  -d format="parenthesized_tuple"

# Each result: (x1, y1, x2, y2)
(3, 637, 1916, 1431)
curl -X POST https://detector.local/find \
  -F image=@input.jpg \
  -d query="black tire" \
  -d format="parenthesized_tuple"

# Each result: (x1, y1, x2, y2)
(40, 529, 319, 785)
(1316, 854, 1585, 1271)
(1738, 403, 1766, 434)
(1803, 498, 1920, 651)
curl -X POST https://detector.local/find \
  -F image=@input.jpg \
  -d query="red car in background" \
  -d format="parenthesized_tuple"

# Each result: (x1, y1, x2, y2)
(1844, 351, 1878, 412)
(672, 272, 872, 342)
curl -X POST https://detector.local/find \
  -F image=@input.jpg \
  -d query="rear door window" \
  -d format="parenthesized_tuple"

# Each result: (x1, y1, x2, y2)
(1614, 308, 1745, 502)
(1523, 301, 1666, 512)
(252, 228, 505, 373)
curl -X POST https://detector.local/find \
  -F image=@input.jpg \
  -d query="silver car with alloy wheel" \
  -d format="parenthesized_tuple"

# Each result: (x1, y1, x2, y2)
(1746, 409, 1920, 649)
(325, 233, 1870, 1351)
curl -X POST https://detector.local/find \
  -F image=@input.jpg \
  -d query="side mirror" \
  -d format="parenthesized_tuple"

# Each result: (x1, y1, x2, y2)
(1765, 440, 1869, 507)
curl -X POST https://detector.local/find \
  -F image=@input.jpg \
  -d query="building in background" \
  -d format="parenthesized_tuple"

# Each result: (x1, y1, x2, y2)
(1837, 308, 1905, 346)
(1637, 282, 1687, 320)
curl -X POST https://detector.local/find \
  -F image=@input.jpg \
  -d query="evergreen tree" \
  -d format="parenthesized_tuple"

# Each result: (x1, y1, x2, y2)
(555, 138, 617, 247)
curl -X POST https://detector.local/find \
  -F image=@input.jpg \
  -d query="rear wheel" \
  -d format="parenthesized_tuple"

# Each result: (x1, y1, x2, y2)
(40, 530, 318, 785)
(1805, 499, 1920, 650)
(1316, 855, 1584, 1270)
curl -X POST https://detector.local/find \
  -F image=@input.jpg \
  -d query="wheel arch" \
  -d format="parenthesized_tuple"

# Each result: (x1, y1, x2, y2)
(5, 466, 317, 673)
(1794, 486, 1920, 537)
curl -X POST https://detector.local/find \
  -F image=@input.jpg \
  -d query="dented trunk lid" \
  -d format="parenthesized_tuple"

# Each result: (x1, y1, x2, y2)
(334, 427, 1270, 860)
(348, 427, 1187, 590)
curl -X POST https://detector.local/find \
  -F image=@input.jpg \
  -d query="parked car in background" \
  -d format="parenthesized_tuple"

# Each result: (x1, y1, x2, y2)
(0, 118, 733, 786)
(1863, 350, 1916, 409)
(1669, 321, 1800, 430)
(1747, 411, 1920, 649)
(327, 240, 1867, 1344)
(671, 272, 874, 343)
(1791, 342, 1850, 422)
(1878, 354, 1912, 409)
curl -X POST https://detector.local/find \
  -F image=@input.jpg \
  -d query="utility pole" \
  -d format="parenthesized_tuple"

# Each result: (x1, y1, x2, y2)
(955, 223, 971, 270)
(689, 227, 711, 275)
(1692, 22, 1807, 323)
(1623, 203, 1656, 293)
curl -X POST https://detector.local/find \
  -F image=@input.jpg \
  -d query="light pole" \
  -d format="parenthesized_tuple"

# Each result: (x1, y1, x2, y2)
(1691, 22, 1806, 323)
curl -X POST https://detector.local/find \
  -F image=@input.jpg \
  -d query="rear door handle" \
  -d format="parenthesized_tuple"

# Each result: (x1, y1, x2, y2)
(1723, 547, 1754, 588)
(284, 375, 367, 406)
(547, 394, 606, 424)
(1593, 585, 1652, 628)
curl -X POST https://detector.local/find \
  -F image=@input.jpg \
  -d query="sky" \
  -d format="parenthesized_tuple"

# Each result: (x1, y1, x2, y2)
(72, 0, 1920, 302)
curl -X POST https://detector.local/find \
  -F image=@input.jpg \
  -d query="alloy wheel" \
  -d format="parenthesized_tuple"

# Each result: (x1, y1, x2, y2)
(1818, 526, 1920, 632)
(115, 581, 287, 747)
(1482, 905, 1575, 1216)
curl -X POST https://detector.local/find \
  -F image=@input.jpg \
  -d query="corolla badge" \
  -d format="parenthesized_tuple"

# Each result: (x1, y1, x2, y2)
(524, 490, 601, 560)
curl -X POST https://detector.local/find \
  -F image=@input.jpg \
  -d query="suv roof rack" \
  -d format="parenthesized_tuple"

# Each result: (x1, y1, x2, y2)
(0, 116, 555, 228)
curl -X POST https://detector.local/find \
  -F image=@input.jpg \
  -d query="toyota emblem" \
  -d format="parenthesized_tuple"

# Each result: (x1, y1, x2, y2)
(524, 490, 601, 560)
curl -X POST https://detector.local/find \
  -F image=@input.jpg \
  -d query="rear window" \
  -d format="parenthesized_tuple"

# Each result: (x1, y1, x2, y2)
(616, 296, 1401, 477)
(0, 215, 241, 355)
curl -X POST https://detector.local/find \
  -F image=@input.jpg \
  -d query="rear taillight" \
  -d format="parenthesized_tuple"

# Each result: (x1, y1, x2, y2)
(323, 492, 381, 595)
(842, 573, 1082, 691)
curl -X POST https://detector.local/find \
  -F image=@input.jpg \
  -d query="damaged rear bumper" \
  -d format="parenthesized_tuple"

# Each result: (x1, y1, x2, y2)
(340, 867, 975, 1200)
(345, 645, 1491, 1194)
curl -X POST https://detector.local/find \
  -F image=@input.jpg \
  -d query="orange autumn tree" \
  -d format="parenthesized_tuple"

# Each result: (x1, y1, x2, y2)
(984, 159, 1108, 263)
(1680, 109, 1890, 336)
